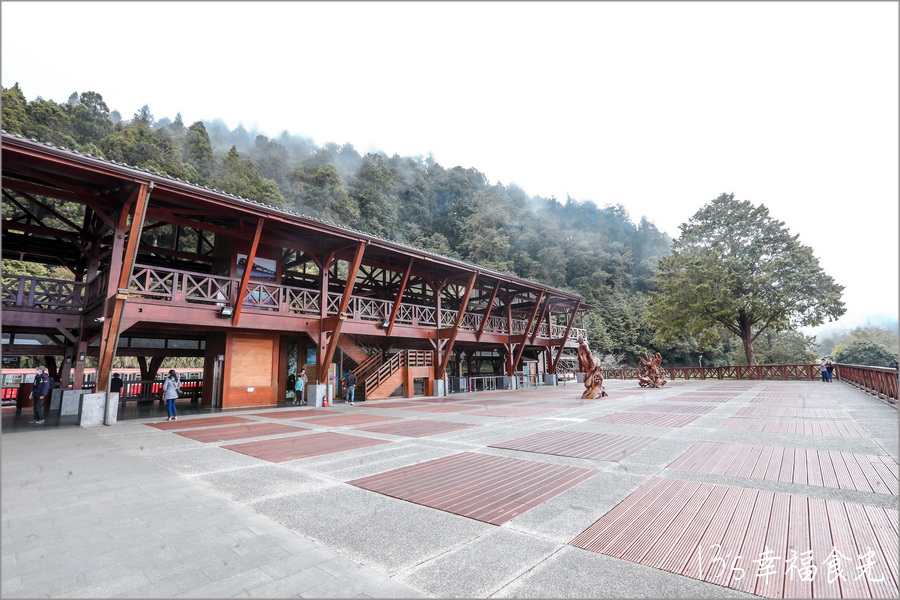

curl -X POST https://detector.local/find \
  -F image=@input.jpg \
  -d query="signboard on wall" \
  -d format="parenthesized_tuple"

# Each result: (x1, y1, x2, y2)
(2, 356, 20, 368)
(235, 254, 277, 280)
(306, 348, 316, 365)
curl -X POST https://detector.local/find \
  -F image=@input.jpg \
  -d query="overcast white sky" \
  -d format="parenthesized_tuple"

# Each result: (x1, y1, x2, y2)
(3, 1, 898, 335)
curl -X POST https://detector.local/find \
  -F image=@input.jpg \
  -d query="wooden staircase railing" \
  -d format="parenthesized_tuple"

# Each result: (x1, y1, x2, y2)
(363, 350, 432, 398)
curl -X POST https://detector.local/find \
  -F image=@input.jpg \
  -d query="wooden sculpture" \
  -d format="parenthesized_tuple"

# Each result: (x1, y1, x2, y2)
(577, 337, 607, 399)
(638, 351, 667, 388)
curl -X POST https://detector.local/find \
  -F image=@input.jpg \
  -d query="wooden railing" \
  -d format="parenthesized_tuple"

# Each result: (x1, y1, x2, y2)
(1, 275, 85, 311)
(2, 267, 585, 344)
(363, 350, 432, 396)
(117, 378, 203, 403)
(604, 364, 821, 381)
(835, 364, 898, 404)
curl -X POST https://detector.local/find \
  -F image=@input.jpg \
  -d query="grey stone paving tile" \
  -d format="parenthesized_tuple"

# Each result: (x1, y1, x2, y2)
(119, 569, 214, 598)
(489, 543, 740, 598)
(56, 570, 151, 598)
(193, 464, 338, 503)
(0, 576, 24, 597)
(398, 528, 560, 597)
(254, 486, 490, 575)
(244, 565, 336, 597)
(508, 471, 646, 543)
(174, 567, 274, 598)
(299, 573, 424, 599)
(259, 546, 336, 578)
(199, 545, 292, 582)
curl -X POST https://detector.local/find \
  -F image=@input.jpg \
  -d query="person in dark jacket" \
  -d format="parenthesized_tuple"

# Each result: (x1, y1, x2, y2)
(110, 373, 124, 394)
(31, 365, 51, 425)
(344, 371, 357, 405)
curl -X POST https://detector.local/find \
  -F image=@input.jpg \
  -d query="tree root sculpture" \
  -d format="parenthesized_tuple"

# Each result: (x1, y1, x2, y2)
(638, 351, 667, 388)
(577, 337, 608, 399)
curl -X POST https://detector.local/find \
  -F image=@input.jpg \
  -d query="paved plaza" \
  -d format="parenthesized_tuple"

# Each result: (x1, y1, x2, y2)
(2, 379, 897, 598)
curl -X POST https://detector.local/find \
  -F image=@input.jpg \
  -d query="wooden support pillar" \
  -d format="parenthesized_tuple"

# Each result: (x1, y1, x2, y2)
(72, 335, 88, 390)
(437, 272, 477, 376)
(529, 295, 551, 343)
(385, 258, 413, 336)
(549, 301, 581, 374)
(511, 291, 544, 374)
(231, 218, 265, 327)
(318, 242, 365, 384)
(475, 280, 500, 342)
(95, 182, 152, 395)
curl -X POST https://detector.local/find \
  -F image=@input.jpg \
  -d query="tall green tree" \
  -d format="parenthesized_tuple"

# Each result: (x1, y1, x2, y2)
(834, 341, 897, 367)
(648, 193, 845, 365)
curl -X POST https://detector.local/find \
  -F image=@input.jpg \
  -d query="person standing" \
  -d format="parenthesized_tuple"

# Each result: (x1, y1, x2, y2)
(162, 369, 181, 421)
(825, 359, 834, 382)
(819, 358, 828, 383)
(31, 365, 50, 425)
(110, 373, 124, 395)
(344, 371, 357, 405)
(293, 367, 308, 405)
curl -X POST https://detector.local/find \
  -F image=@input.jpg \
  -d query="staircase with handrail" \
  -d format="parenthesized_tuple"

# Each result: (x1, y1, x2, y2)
(363, 350, 433, 400)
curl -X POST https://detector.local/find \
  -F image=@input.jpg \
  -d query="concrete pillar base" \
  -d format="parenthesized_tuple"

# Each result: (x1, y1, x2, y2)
(543, 374, 558, 386)
(79, 392, 118, 426)
(499, 376, 517, 391)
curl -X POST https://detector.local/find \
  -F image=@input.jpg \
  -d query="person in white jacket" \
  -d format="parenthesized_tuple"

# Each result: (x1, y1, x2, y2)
(162, 370, 181, 420)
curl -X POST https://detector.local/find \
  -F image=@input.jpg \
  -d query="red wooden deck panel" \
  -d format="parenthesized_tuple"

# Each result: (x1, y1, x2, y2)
(146, 416, 254, 430)
(737, 406, 851, 419)
(248, 408, 336, 419)
(348, 452, 597, 525)
(402, 405, 481, 413)
(174, 422, 306, 442)
(668, 441, 898, 495)
(591, 412, 700, 427)
(571, 477, 898, 598)
(489, 430, 657, 461)
(291, 414, 399, 426)
(720, 418, 867, 438)
(222, 432, 391, 462)
(354, 419, 479, 438)
(627, 403, 716, 414)
(362, 401, 425, 408)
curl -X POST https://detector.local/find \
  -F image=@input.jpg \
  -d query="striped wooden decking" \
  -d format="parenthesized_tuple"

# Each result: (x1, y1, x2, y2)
(721, 417, 868, 438)
(750, 396, 841, 407)
(571, 477, 898, 598)
(737, 406, 852, 419)
(222, 432, 391, 462)
(354, 419, 479, 438)
(591, 412, 700, 428)
(627, 403, 716, 414)
(348, 452, 597, 525)
(291, 414, 399, 427)
(489, 430, 657, 461)
(174, 422, 306, 442)
(402, 405, 481, 414)
(248, 408, 335, 419)
(146, 416, 254, 430)
(669, 441, 899, 495)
